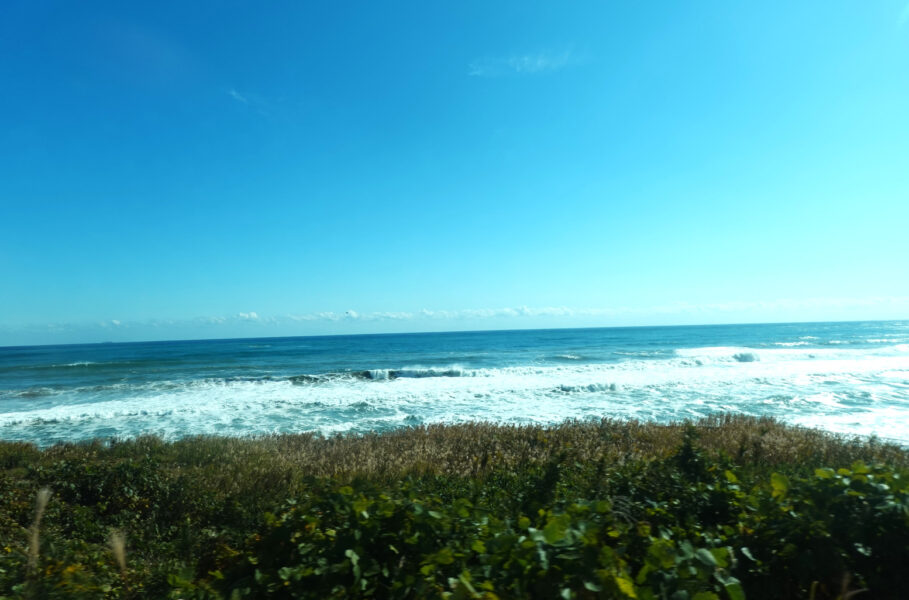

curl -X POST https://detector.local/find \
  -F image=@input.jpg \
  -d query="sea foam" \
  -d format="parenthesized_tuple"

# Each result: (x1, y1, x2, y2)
(3, 323, 908, 446)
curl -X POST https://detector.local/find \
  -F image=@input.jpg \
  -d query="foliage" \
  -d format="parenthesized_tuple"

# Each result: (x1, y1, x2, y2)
(0, 415, 907, 598)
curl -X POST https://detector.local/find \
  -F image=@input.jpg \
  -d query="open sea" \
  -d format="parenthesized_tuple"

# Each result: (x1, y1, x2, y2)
(1, 321, 908, 447)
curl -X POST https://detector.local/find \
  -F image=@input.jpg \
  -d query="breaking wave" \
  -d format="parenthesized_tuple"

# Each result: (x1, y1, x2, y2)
(3, 324, 909, 446)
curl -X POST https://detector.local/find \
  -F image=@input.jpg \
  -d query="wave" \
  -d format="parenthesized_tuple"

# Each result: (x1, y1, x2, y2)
(733, 352, 759, 363)
(24, 360, 144, 370)
(0, 387, 63, 399)
(289, 374, 327, 385)
(674, 343, 909, 366)
(4, 345, 909, 446)
(674, 347, 764, 364)
(361, 367, 475, 380)
(556, 382, 617, 393)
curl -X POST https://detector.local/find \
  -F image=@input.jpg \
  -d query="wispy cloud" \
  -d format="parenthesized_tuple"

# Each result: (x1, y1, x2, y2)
(226, 88, 273, 116)
(227, 89, 248, 104)
(469, 49, 578, 78)
(7, 297, 909, 345)
(269, 297, 909, 324)
(900, 1, 909, 27)
(285, 306, 587, 322)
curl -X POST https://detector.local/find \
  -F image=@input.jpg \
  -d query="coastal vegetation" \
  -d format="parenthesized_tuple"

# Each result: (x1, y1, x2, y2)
(1, 414, 907, 599)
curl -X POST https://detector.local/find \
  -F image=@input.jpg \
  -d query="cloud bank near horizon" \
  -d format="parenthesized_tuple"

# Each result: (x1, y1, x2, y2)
(3, 296, 908, 345)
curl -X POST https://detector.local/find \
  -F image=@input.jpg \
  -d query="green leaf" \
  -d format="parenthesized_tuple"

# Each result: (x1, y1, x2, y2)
(434, 547, 455, 565)
(613, 574, 637, 598)
(647, 539, 676, 569)
(708, 547, 729, 568)
(851, 461, 870, 474)
(815, 468, 834, 479)
(584, 581, 603, 591)
(770, 472, 789, 499)
(695, 548, 717, 567)
(724, 580, 745, 600)
(724, 470, 738, 483)
(345, 549, 359, 566)
(692, 593, 719, 600)
(543, 514, 572, 544)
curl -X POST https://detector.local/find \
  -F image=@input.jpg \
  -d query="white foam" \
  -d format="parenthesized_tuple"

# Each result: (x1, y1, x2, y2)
(3, 345, 909, 445)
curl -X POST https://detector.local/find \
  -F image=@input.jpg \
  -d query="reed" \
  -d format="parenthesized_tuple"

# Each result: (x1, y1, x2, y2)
(109, 530, 126, 575)
(26, 487, 51, 574)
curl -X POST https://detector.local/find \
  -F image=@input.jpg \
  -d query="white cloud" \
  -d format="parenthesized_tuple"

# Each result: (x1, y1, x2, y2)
(901, 2, 909, 27)
(370, 311, 413, 320)
(469, 50, 576, 77)
(7, 297, 909, 345)
(228, 89, 248, 104)
(226, 88, 275, 117)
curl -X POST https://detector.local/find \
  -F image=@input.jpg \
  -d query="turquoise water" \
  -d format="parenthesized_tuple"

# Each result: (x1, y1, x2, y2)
(1, 321, 908, 446)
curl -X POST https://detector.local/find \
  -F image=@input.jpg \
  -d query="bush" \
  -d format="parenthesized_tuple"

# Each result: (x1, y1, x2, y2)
(0, 416, 907, 598)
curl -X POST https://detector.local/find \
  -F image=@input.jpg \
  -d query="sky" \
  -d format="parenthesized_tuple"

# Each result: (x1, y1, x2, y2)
(2, 1, 909, 346)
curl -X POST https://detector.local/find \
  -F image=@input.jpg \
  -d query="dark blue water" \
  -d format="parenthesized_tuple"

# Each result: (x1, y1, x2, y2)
(2, 321, 908, 445)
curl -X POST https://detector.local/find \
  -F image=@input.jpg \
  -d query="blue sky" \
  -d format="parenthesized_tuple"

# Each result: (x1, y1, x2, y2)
(2, 1, 909, 345)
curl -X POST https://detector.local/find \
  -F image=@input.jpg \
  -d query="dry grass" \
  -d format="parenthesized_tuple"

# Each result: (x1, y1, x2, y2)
(172, 413, 908, 478)
(95, 414, 909, 482)
(26, 488, 51, 573)
(109, 530, 127, 575)
(7, 414, 906, 510)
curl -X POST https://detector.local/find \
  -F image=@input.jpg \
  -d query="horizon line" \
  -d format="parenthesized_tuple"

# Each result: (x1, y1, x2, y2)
(2, 317, 906, 350)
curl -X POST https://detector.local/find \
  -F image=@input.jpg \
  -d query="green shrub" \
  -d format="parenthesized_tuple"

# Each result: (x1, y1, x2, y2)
(1, 416, 907, 598)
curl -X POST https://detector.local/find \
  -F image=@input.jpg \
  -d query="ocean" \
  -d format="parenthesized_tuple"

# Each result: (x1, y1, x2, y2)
(1, 321, 908, 446)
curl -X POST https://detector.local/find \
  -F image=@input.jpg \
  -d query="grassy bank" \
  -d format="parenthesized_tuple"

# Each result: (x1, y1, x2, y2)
(1, 414, 907, 599)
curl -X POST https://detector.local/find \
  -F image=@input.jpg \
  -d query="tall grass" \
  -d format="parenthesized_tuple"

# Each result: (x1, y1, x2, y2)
(26, 488, 50, 573)
(8, 414, 905, 512)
